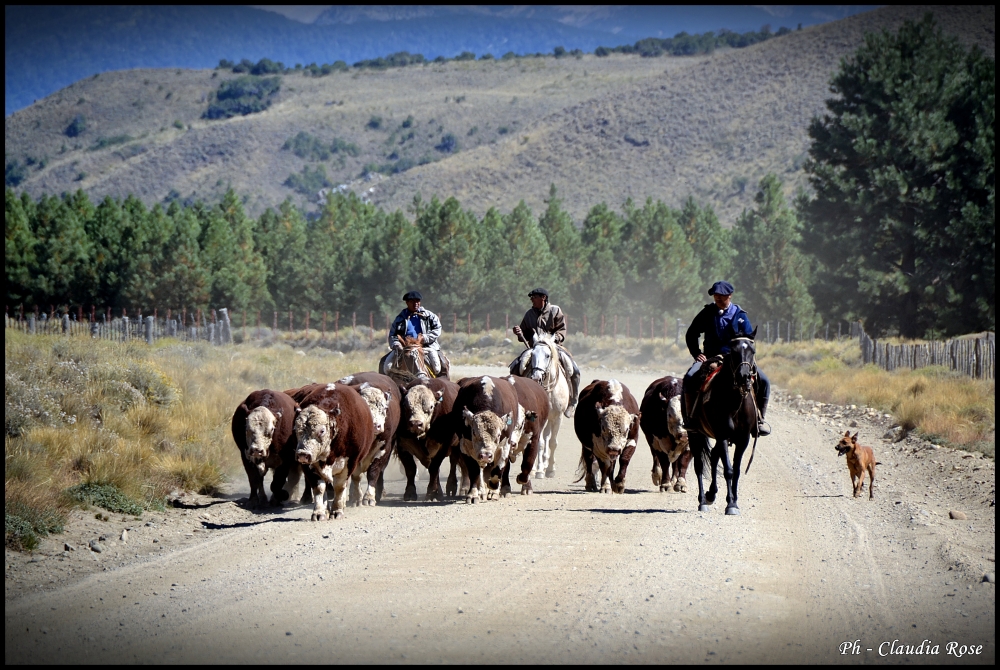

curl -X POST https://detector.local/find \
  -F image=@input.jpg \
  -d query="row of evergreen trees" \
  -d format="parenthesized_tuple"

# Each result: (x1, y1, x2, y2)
(4, 180, 816, 329)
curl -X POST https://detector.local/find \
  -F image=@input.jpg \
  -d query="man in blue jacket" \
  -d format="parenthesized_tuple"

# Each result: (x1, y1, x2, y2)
(386, 291, 444, 375)
(684, 281, 770, 435)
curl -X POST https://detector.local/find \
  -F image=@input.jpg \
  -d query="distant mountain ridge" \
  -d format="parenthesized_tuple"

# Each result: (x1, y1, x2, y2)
(5, 5, 874, 116)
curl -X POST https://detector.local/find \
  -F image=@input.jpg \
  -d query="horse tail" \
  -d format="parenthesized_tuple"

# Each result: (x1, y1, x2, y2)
(689, 432, 712, 477)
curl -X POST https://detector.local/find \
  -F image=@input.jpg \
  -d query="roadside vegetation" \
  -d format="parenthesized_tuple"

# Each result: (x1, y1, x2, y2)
(4, 330, 363, 551)
(758, 339, 995, 456)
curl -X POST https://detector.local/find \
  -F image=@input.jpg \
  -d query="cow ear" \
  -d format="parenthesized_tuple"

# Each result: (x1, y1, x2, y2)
(525, 410, 538, 421)
(658, 392, 667, 402)
(332, 407, 342, 417)
(383, 390, 392, 403)
(294, 406, 301, 415)
(631, 413, 640, 425)
(239, 403, 250, 414)
(435, 390, 444, 403)
(275, 410, 282, 420)
(462, 407, 475, 426)
(503, 413, 513, 426)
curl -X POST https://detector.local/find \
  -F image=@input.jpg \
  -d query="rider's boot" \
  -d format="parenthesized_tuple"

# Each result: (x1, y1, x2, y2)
(755, 374, 771, 436)
(561, 354, 581, 418)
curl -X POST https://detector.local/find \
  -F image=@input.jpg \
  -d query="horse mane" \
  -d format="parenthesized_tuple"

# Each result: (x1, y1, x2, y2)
(531, 331, 561, 385)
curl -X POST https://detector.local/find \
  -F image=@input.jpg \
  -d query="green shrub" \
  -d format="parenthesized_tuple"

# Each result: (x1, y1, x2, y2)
(435, 133, 459, 153)
(5, 159, 28, 187)
(283, 131, 331, 161)
(367, 115, 383, 130)
(5, 501, 65, 551)
(330, 137, 360, 157)
(173, 119, 185, 129)
(65, 114, 87, 137)
(455, 51, 476, 62)
(203, 75, 280, 119)
(64, 482, 145, 516)
(284, 165, 331, 195)
(89, 134, 133, 151)
(401, 115, 414, 129)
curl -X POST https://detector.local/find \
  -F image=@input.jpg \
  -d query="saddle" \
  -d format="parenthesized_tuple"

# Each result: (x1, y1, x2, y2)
(683, 355, 724, 422)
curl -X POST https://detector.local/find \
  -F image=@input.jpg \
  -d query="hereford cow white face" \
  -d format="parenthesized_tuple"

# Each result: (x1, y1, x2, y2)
(593, 405, 638, 461)
(357, 384, 391, 435)
(403, 385, 441, 439)
(245, 406, 278, 464)
(294, 404, 339, 466)
(664, 394, 689, 457)
(462, 407, 511, 468)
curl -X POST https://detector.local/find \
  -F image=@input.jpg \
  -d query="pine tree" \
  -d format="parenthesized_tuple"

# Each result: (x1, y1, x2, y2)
(411, 196, 480, 317)
(538, 185, 585, 312)
(5, 189, 37, 305)
(32, 192, 93, 308)
(731, 174, 815, 325)
(801, 14, 995, 336)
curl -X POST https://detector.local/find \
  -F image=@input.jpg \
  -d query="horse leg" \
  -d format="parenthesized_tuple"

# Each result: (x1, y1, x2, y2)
(544, 410, 561, 478)
(728, 432, 750, 515)
(690, 432, 711, 512)
(706, 439, 721, 505)
(398, 449, 419, 502)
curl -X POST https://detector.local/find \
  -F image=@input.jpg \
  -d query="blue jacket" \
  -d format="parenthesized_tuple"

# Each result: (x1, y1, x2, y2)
(686, 303, 753, 358)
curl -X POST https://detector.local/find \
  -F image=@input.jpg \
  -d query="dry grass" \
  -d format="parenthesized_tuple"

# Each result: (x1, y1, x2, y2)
(758, 339, 995, 456)
(4, 331, 370, 549)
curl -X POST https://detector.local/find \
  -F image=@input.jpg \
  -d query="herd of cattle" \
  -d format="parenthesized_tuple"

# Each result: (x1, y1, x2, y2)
(232, 371, 692, 520)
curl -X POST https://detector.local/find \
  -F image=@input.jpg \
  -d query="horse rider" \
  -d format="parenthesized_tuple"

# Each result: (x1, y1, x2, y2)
(386, 290, 443, 375)
(683, 281, 770, 436)
(510, 287, 582, 417)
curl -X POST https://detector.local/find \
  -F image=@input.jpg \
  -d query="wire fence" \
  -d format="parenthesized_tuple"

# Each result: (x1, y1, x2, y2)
(6, 305, 994, 379)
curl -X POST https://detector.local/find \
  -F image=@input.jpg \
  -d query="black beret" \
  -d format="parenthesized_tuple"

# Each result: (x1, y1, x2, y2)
(527, 287, 549, 298)
(708, 281, 734, 296)
(402, 290, 422, 301)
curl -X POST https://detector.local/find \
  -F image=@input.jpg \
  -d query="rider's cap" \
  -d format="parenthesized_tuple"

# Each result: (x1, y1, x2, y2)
(528, 287, 549, 298)
(402, 290, 422, 301)
(708, 281, 734, 296)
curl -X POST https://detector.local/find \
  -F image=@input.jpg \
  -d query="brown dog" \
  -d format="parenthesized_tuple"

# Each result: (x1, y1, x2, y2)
(835, 431, 876, 499)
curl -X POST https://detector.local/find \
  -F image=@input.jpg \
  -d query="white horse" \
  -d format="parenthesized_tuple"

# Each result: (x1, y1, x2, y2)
(518, 331, 571, 479)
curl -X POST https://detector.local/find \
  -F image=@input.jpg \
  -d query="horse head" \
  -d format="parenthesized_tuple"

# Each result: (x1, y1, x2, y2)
(390, 335, 430, 382)
(529, 331, 559, 386)
(727, 327, 758, 396)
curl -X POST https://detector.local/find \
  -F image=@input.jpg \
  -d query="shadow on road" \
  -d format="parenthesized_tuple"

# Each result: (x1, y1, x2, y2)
(575, 507, 688, 514)
(795, 494, 846, 498)
(171, 499, 235, 510)
(201, 517, 301, 531)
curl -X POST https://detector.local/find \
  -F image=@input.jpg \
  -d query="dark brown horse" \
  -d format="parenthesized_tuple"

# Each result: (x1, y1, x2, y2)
(683, 331, 760, 515)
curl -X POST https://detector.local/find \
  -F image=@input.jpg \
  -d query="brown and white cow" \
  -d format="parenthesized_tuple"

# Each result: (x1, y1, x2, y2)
(397, 377, 462, 501)
(337, 372, 400, 507)
(574, 379, 640, 494)
(231, 389, 299, 509)
(450, 376, 521, 503)
(640, 376, 691, 492)
(503, 376, 549, 496)
(292, 383, 374, 520)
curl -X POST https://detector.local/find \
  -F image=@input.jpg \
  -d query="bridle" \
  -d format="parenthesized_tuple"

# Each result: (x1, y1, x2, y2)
(529, 340, 560, 392)
(727, 337, 757, 398)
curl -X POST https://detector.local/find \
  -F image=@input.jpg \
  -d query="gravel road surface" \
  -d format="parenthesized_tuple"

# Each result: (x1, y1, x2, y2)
(5, 365, 995, 664)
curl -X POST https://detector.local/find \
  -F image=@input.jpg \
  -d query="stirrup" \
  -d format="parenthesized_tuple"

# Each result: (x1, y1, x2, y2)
(756, 420, 771, 437)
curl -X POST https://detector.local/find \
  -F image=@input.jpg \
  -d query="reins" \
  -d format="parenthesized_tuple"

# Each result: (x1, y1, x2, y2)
(726, 338, 759, 474)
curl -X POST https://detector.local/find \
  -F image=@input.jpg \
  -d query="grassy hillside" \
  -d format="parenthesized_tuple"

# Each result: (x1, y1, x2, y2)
(5, 5, 993, 224)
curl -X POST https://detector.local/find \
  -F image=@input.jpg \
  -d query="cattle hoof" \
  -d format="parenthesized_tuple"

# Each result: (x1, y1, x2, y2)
(363, 497, 376, 507)
(659, 484, 670, 493)
(675, 479, 688, 493)
(332, 510, 345, 520)
(446, 485, 457, 497)
(310, 511, 328, 521)
(466, 495, 479, 504)
(698, 504, 711, 512)
(535, 472, 545, 480)
(545, 469, 556, 479)
(520, 485, 533, 495)
(725, 506, 740, 516)
(248, 496, 262, 510)
(403, 487, 418, 502)
(499, 486, 512, 498)
(611, 483, 625, 494)
(425, 490, 442, 502)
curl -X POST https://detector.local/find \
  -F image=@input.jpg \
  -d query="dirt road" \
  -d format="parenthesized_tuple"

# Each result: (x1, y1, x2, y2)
(5, 365, 995, 664)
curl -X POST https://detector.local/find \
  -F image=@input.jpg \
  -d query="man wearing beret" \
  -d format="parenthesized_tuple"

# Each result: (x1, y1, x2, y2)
(386, 290, 444, 375)
(511, 288, 582, 417)
(684, 281, 770, 435)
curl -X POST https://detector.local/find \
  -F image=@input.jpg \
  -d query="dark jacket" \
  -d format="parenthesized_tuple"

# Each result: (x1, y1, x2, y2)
(388, 308, 442, 350)
(517, 303, 567, 346)
(686, 303, 753, 358)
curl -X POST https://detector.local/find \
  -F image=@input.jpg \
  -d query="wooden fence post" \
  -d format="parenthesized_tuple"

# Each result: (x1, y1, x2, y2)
(601, 314, 605, 338)
(583, 314, 588, 336)
(335, 311, 340, 339)
(369, 312, 374, 347)
(505, 313, 509, 333)
(453, 313, 457, 334)
(486, 313, 490, 332)
(626, 316, 630, 339)
(467, 313, 471, 335)
(352, 312, 356, 331)
(288, 309, 293, 335)
(305, 310, 310, 335)
(322, 311, 327, 339)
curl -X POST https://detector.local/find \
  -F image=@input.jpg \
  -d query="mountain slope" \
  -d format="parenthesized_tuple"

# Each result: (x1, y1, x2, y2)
(5, 5, 993, 226)
(372, 5, 995, 224)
